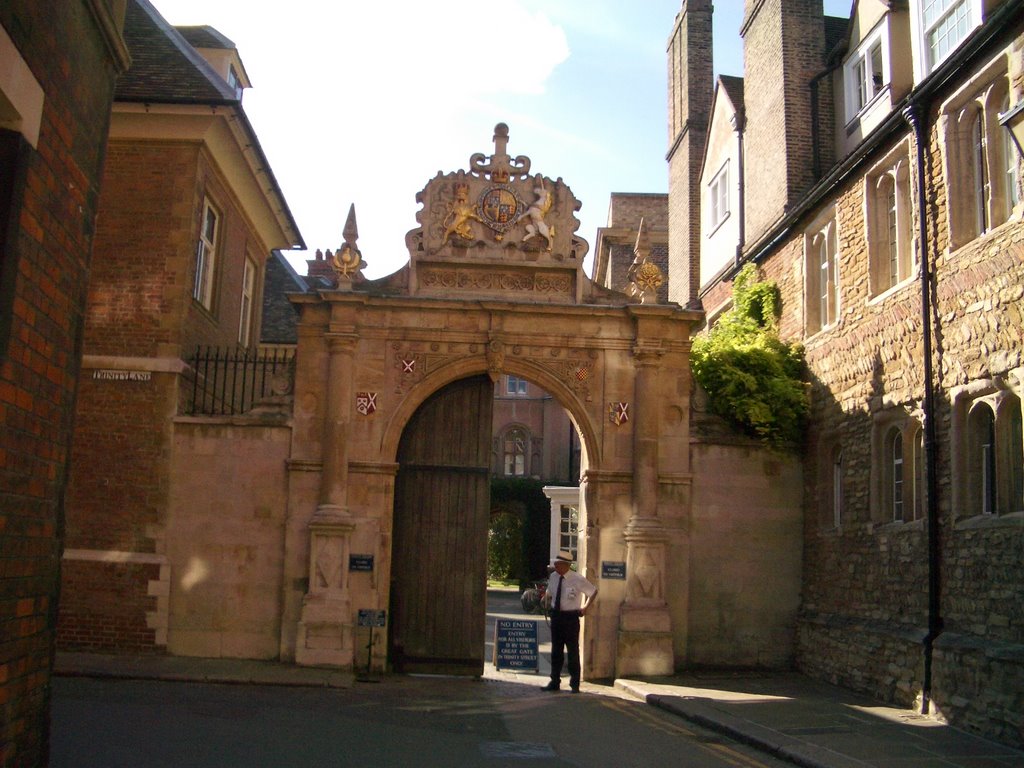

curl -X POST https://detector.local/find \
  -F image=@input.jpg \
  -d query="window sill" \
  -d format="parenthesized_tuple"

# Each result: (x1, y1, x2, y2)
(954, 510, 1024, 531)
(804, 319, 841, 344)
(707, 210, 731, 238)
(871, 517, 925, 534)
(844, 85, 892, 136)
(866, 271, 918, 306)
(947, 208, 1022, 256)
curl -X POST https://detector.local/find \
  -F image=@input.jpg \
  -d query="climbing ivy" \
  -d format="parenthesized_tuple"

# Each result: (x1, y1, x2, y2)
(690, 264, 808, 448)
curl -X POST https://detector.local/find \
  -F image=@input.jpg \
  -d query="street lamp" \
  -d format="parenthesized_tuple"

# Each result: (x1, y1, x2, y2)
(999, 100, 1024, 159)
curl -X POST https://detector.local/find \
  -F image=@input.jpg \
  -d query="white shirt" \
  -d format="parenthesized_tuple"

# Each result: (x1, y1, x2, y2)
(548, 569, 597, 612)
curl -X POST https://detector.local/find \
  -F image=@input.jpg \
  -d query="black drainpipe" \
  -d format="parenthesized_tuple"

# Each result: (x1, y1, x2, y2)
(902, 101, 941, 716)
(732, 108, 746, 267)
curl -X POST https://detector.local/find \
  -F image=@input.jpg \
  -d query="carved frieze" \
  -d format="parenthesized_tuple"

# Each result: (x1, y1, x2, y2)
(418, 267, 573, 296)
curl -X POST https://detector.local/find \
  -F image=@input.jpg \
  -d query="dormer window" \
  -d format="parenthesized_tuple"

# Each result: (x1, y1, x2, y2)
(227, 65, 243, 100)
(915, 0, 981, 76)
(844, 23, 888, 123)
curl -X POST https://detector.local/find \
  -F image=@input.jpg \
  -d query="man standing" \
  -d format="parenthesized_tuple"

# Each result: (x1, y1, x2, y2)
(542, 551, 598, 693)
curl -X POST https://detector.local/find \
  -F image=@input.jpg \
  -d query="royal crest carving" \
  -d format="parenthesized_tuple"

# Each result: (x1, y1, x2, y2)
(407, 123, 589, 270)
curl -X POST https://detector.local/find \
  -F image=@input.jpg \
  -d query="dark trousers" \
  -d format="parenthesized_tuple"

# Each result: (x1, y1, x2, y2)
(549, 610, 581, 687)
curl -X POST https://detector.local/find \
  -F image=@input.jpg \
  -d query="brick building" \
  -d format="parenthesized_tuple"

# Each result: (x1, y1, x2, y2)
(0, 2, 129, 765)
(593, 192, 669, 305)
(58, 0, 303, 656)
(669, 0, 1024, 746)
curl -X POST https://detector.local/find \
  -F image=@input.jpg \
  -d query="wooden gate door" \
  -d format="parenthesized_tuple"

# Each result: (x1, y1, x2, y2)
(389, 375, 494, 675)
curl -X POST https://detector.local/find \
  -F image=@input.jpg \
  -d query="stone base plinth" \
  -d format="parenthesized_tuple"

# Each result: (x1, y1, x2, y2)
(295, 595, 353, 668)
(616, 629, 675, 676)
(616, 605, 674, 675)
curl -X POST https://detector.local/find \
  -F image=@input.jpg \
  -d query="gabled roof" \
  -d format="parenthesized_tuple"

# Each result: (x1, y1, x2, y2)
(116, 0, 237, 104)
(698, 74, 745, 183)
(719, 75, 744, 115)
(261, 251, 310, 345)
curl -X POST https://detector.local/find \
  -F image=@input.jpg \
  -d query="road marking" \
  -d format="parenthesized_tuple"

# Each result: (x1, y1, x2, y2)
(599, 699, 776, 768)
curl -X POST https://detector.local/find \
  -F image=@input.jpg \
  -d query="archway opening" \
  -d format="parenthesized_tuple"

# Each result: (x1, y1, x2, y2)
(388, 370, 586, 675)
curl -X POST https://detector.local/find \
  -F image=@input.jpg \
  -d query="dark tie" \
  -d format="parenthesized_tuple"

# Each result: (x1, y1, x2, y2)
(553, 574, 563, 611)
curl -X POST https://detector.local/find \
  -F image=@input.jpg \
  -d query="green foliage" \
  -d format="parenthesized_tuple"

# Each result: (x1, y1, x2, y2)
(487, 511, 522, 581)
(489, 478, 552, 584)
(690, 264, 808, 448)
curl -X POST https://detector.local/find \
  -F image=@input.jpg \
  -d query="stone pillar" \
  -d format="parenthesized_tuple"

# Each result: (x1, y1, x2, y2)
(295, 515, 356, 666)
(318, 333, 356, 513)
(617, 343, 674, 675)
(295, 331, 358, 667)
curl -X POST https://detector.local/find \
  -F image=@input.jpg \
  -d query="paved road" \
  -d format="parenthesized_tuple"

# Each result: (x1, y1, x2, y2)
(51, 589, 790, 767)
(51, 674, 790, 768)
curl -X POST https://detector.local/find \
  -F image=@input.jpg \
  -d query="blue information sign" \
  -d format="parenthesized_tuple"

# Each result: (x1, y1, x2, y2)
(357, 609, 386, 627)
(601, 561, 627, 580)
(493, 619, 539, 671)
(349, 554, 374, 572)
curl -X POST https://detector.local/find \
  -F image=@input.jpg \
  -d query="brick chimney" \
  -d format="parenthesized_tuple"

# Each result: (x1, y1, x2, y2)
(740, 0, 825, 248)
(666, 0, 713, 309)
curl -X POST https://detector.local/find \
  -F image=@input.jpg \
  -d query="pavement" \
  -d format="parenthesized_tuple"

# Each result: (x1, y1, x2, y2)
(54, 589, 1024, 768)
(612, 673, 1024, 768)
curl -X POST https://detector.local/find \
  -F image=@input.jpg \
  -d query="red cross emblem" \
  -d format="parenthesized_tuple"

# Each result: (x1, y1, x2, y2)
(356, 392, 377, 415)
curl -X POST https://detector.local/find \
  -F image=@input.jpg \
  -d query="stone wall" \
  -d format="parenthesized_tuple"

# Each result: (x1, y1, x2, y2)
(165, 417, 291, 659)
(789, 67, 1024, 750)
(687, 437, 803, 668)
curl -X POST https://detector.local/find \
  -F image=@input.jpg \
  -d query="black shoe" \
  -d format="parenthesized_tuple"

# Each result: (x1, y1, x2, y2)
(541, 681, 561, 692)
(570, 685, 580, 693)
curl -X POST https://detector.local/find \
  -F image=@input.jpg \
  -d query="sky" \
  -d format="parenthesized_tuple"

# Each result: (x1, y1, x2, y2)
(153, 0, 851, 279)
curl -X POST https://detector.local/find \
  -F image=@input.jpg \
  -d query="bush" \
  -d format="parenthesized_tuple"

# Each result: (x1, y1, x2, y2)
(690, 264, 808, 448)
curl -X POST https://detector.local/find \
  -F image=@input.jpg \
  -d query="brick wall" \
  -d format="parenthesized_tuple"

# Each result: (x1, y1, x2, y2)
(741, 0, 824, 247)
(0, 2, 125, 765)
(86, 141, 199, 357)
(667, 0, 713, 307)
(88, 142, 264, 358)
(56, 560, 159, 652)
(59, 126, 279, 658)
(65, 374, 173, 553)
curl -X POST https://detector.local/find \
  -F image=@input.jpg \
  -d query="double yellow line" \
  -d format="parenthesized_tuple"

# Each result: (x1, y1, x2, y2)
(599, 699, 775, 768)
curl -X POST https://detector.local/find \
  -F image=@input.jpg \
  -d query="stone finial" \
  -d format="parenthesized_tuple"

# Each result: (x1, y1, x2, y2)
(342, 202, 358, 245)
(331, 203, 366, 285)
(633, 216, 651, 260)
(627, 217, 663, 304)
(469, 123, 531, 182)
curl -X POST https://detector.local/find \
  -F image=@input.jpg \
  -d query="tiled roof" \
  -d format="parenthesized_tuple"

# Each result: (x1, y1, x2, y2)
(720, 74, 744, 112)
(824, 15, 851, 63)
(174, 25, 236, 50)
(261, 251, 309, 345)
(116, 0, 237, 104)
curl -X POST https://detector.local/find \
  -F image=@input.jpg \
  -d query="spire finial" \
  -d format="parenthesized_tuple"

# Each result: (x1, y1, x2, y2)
(331, 203, 365, 284)
(627, 217, 663, 304)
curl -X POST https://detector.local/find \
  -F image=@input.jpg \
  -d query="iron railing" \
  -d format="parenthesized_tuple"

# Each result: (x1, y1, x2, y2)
(185, 346, 294, 416)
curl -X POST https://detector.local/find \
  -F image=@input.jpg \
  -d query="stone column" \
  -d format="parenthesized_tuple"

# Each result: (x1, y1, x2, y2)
(617, 342, 674, 675)
(318, 332, 357, 514)
(295, 331, 358, 667)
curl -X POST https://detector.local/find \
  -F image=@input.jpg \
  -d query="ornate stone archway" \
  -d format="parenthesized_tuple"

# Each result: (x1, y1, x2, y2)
(279, 125, 701, 678)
